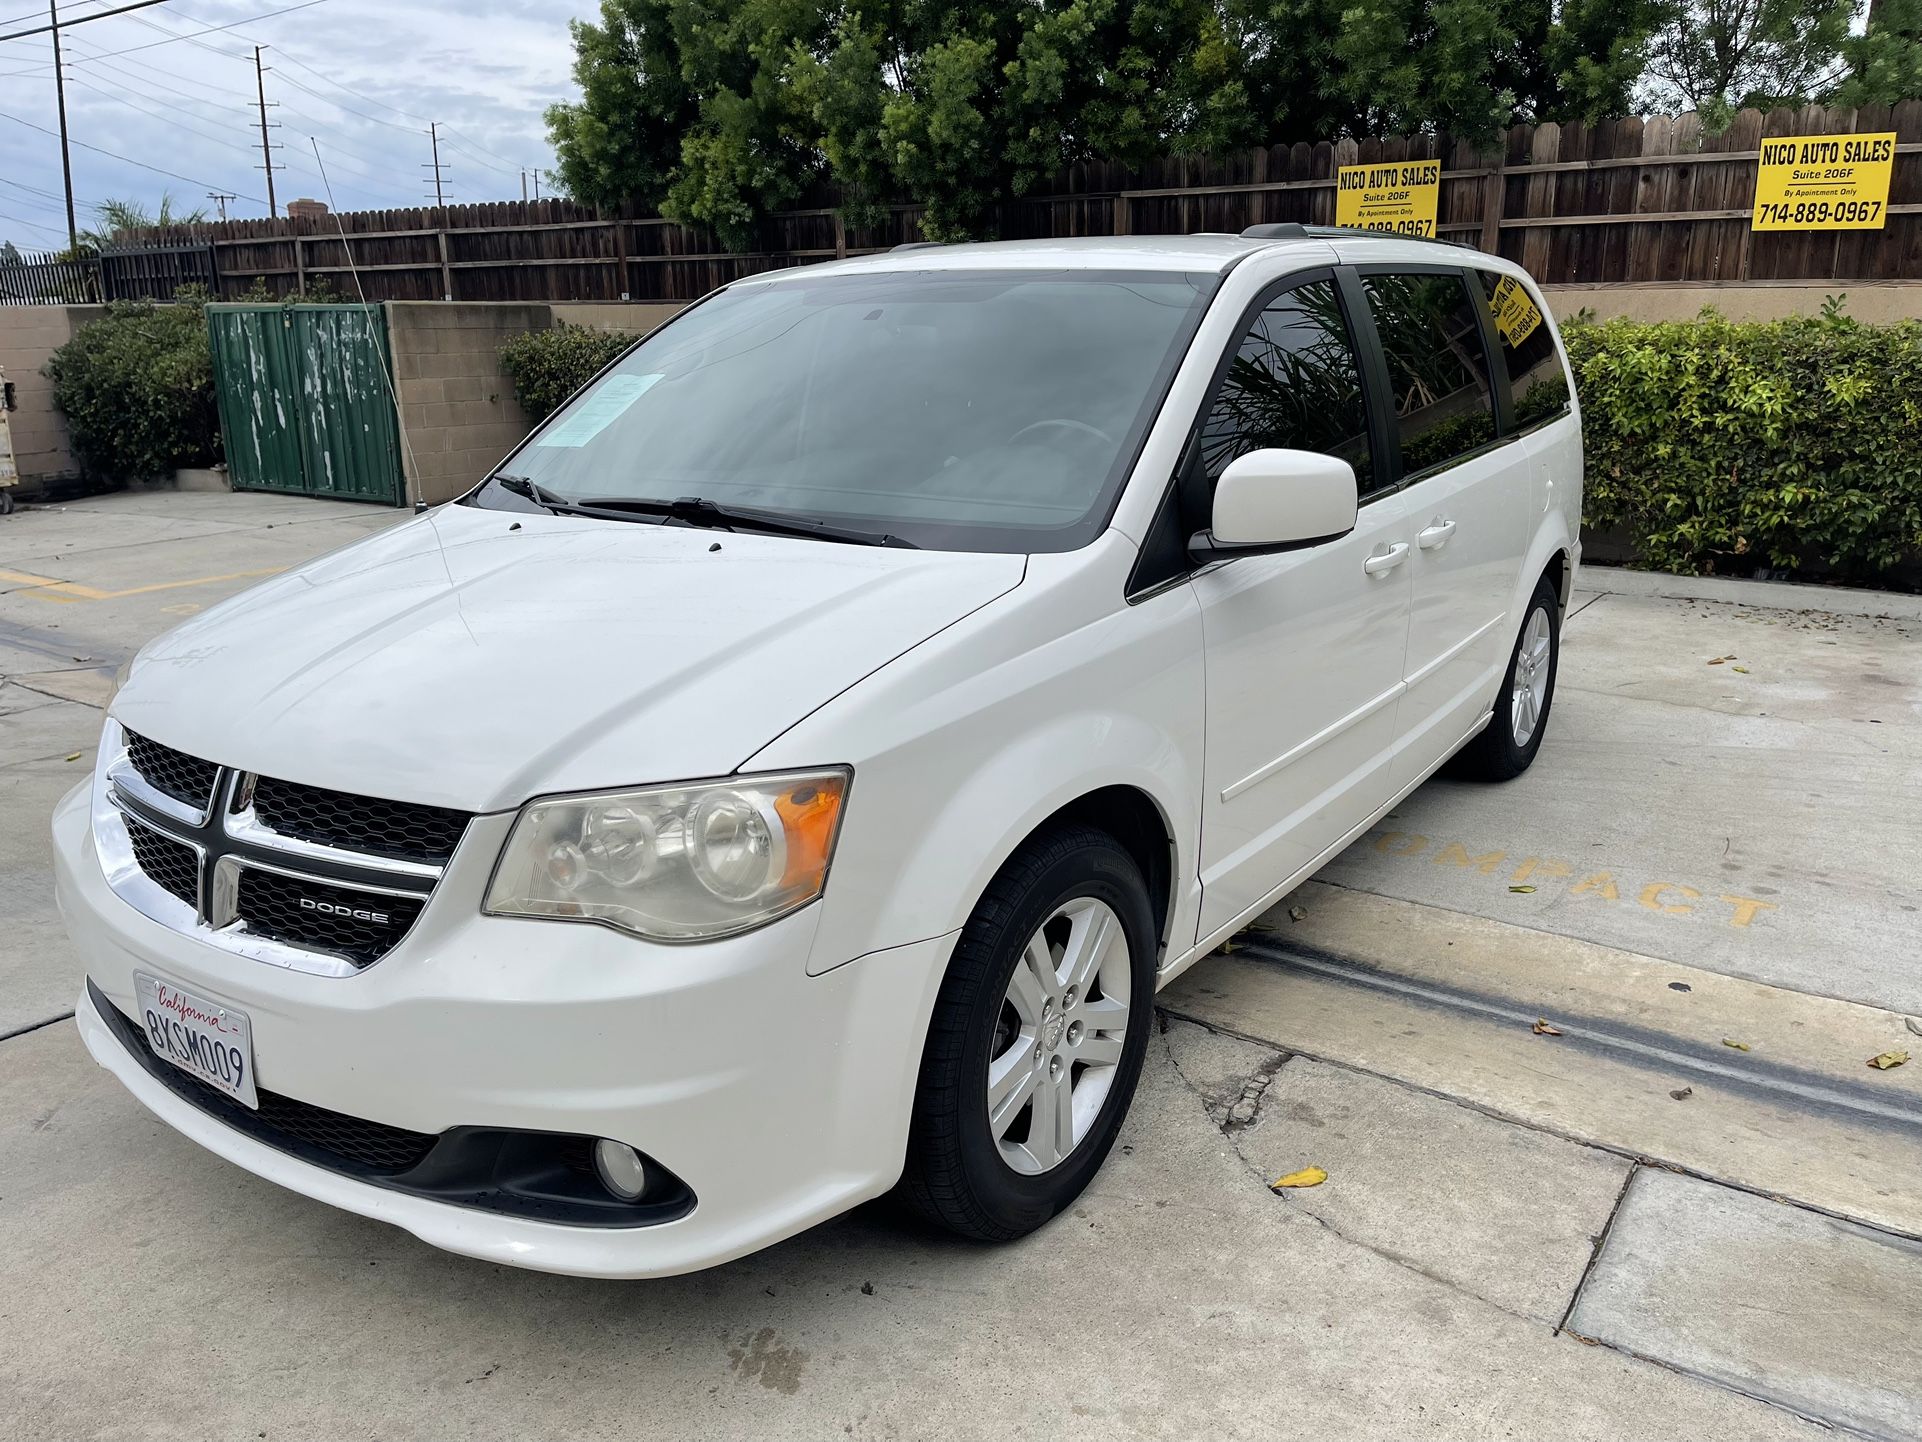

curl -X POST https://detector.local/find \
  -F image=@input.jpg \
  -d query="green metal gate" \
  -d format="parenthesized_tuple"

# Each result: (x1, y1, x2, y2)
(208, 304, 405, 505)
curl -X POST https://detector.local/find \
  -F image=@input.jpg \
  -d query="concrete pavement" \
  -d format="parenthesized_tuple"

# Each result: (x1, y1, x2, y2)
(2, 490, 1918, 1439)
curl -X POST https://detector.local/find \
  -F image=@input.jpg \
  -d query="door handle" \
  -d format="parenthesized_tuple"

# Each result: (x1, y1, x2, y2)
(1363, 542, 1410, 576)
(1418, 518, 1457, 550)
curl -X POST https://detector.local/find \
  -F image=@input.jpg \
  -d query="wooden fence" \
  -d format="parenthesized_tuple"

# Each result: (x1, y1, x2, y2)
(62, 102, 1922, 305)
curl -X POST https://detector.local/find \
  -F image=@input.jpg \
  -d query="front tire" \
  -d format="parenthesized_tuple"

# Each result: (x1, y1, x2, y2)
(899, 824, 1155, 1241)
(1453, 575, 1561, 781)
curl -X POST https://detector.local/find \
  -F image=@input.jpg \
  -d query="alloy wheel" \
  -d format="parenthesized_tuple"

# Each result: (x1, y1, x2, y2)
(985, 896, 1133, 1175)
(1510, 605, 1553, 747)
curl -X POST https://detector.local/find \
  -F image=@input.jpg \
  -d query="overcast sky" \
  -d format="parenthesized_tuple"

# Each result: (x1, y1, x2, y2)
(0, 0, 580, 249)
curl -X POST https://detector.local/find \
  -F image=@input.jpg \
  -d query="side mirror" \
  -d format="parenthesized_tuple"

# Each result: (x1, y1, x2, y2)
(1189, 448, 1359, 563)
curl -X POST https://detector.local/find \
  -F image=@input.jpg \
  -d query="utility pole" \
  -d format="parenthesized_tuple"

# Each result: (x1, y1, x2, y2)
(424, 122, 447, 207)
(254, 45, 277, 218)
(533, 170, 541, 201)
(49, 0, 77, 251)
(206, 191, 235, 223)
(520, 169, 528, 203)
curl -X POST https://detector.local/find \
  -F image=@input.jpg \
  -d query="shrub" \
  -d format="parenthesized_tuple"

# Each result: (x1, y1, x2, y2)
(498, 323, 634, 423)
(44, 289, 221, 481)
(1564, 307, 1922, 581)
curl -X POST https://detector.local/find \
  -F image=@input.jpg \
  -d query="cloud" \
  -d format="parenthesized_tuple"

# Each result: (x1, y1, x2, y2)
(0, 0, 583, 247)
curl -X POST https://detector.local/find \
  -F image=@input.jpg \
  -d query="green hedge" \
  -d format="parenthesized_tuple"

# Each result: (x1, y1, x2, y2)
(498, 323, 634, 423)
(1565, 308, 1922, 581)
(44, 290, 221, 481)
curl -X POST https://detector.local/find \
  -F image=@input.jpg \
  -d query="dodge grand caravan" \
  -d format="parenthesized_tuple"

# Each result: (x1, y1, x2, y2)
(56, 228, 1581, 1278)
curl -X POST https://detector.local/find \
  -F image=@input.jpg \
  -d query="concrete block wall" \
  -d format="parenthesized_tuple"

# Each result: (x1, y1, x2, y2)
(0, 304, 103, 486)
(549, 302, 684, 337)
(1543, 280, 1922, 324)
(385, 301, 552, 506)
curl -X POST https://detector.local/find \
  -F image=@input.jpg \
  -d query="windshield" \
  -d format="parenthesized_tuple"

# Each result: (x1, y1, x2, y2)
(472, 269, 1215, 552)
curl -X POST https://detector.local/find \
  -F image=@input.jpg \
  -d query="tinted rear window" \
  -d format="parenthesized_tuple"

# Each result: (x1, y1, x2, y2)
(1361, 272, 1497, 476)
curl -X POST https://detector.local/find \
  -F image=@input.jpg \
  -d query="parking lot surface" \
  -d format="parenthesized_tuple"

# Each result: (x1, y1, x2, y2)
(3, 490, 1918, 1440)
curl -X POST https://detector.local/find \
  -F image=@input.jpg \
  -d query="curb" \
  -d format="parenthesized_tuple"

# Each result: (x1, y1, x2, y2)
(1576, 564, 1922, 621)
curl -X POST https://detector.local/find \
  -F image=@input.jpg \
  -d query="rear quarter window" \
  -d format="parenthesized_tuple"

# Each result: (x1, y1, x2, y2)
(1483, 274, 1572, 427)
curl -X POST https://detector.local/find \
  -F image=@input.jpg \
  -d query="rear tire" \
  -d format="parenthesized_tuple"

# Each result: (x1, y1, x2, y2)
(899, 824, 1155, 1241)
(1452, 575, 1560, 781)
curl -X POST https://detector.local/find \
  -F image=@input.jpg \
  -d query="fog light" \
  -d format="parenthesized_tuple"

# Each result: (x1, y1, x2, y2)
(593, 1139, 649, 1201)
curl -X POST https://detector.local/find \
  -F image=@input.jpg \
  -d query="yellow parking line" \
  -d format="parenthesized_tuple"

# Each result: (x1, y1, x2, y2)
(0, 566, 285, 603)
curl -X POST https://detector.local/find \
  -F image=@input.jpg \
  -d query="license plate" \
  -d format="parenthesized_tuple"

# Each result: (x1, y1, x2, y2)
(133, 972, 258, 1110)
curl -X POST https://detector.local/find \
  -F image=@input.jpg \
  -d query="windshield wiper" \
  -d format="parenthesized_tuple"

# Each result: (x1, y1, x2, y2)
(575, 495, 918, 548)
(492, 476, 915, 548)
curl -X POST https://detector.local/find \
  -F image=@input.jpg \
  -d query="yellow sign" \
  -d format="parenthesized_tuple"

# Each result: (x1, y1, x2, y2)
(1752, 132, 1896, 230)
(1486, 275, 1543, 347)
(1336, 160, 1441, 237)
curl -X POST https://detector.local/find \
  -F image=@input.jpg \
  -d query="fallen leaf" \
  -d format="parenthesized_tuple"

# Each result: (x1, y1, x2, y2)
(1288, 905, 1307, 922)
(1722, 1038, 1750, 1052)
(1868, 1050, 1910, 1071)
(1218, 939, 1237, 955)
(1669, 1087, 1693, 1100)
(1731, 666, 1750, 674)
(64, 752, 81, 762)
(1270, 1167, 1327, 1190)
(1509, 884, 1537, 893)
(1532, 1018, 1563, 1036)
(1706, 657, 1725, 665)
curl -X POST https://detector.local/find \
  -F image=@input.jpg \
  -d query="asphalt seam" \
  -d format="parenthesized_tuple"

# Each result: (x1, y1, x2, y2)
(1156, 1000, 1922, 1246)
(1155, 1016, 1558, 1332)
(1557, 1161, 1638, 1335)
(1162, 1009, 1903, 1437)
(1302, 873, 1922, 1019)
(1250, 939, 1922, 1132)
(0, 1011, 75, 1044)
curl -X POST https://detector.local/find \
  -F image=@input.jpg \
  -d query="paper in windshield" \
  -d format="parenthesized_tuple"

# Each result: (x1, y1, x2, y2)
(535, 372, 664, 448)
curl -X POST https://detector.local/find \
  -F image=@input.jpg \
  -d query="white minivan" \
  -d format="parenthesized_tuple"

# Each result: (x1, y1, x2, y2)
(56, 228, 1580, 1278)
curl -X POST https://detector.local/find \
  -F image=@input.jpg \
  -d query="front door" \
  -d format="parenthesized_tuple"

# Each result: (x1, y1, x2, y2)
(1190, 275, 1413, 940)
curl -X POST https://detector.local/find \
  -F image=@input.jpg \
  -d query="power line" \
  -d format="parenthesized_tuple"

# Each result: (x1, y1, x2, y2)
(0, 0, 176, 43)
(65, 75, 261, 153)
(0, 208, 74, 239)
(7, 0, 329, 59)
(0, 104, 267, 203)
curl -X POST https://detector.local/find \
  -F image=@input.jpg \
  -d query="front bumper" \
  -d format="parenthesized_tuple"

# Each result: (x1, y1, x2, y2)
(54, 782, 954, 1278)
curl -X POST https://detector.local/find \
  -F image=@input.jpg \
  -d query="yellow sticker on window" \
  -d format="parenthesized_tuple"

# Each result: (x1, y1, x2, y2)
(1487, 275, 1543, 347)
(1752, 133, 1896, 231)
(1335, 160, 1441, 238)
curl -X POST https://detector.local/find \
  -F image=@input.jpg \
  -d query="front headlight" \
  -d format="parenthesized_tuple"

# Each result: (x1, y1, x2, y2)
(484, 769, 850, 942)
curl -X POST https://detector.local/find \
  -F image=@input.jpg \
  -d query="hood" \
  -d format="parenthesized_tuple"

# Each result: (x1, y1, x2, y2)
(114, 505, 1026, 812)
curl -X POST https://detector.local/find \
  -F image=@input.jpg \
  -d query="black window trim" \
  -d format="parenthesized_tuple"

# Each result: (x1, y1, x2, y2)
(1126, 264, 1388, 601)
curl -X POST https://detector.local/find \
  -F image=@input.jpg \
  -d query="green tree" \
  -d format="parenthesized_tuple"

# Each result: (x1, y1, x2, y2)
(543, 0, 1674, 244)
(1639, 0, 1856, 116)
(546, 0, 701, 213)
(1832, 0, 1922, 105)
(77, 193, 208, 251)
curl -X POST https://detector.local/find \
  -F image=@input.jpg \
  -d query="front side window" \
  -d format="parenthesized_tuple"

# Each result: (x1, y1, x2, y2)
(1195, 279, 1372, 495)
(1485, 274, 1572, 426)
(1362, 272, 1497, 476)
(471, 269, 1213, 553)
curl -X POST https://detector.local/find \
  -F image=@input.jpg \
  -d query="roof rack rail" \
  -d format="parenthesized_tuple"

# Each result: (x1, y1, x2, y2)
(1239, 222, 1472, 249)
(891, 240, 943, 251)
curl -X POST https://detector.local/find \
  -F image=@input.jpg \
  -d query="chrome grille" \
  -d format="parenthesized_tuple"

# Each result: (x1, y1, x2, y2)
(99, 720, 456, 976)
(124, 730, 219, 811)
